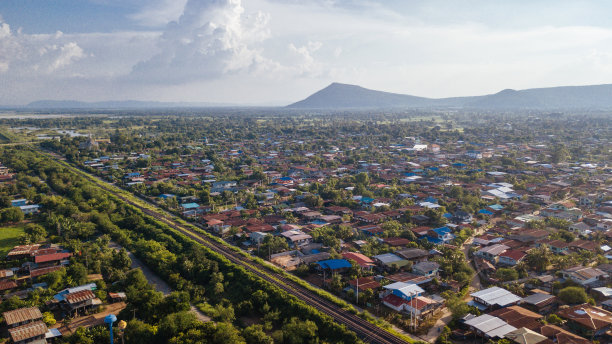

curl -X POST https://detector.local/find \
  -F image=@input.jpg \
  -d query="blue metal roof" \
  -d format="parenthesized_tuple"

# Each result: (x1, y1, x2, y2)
(181, 203, 200, 209)
(317, 259, 352, 270)
(432, 226, 451, 235)
(478, 209, 494, 215)
(425, 236, 443, 244)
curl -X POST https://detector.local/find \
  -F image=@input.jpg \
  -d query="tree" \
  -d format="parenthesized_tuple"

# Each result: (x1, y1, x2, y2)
(496, 268, 519, 282)
(43, 312, 56, 326)
(67, 262, 88, 286)
(242, 324, 273, 344)
(282, 318, 318, 344)
(558, 286, 587, 304)
(124, 319, 158, 344)
(24, 223, 46, 243)
(158, 311, 199, 339)
(551, 145, 570, 163)
(259, 236, 288, 258)
(0, 207, 24, 224)
(546, 314, 563, 325)
(304, 194, 323, 208)
(525, 246, 550, 272)
(212, 322, 246, 344)
(112, 248, 132, 271)
(354, 172, 370, 185)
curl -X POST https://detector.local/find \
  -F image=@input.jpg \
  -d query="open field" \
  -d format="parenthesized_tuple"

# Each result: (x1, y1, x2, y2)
(0, 226, 25, 256)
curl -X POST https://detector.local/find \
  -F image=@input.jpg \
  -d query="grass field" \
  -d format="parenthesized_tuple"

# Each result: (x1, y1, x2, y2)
(0, 226, 25, 256)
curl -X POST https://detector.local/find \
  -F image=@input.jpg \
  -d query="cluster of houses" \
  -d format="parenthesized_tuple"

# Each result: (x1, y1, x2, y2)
(458, 285, 612, 344)
(1, 244, 71, 296)
(0, 243, 126, 343)
(72, 128, 612, 338)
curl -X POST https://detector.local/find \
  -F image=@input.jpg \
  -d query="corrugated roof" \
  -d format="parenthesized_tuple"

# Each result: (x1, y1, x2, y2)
(464, 314, 517, 338)
(317, 259, 352, 270)
(3, 307, 43, 326)
(0, 280, 18, 291)
(34, 252, 72, 263)
(7, 244, 41, 256)
(471, 286, 521, 307)
(8, 320, 47, 342)
(65, 290, 96, 304)
(30, 265, 62, 278)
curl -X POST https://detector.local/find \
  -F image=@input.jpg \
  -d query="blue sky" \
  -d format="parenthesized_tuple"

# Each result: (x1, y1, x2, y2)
(2, 0, 612, 105)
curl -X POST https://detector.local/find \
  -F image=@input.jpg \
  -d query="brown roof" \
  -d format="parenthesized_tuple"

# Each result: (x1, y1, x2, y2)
(0, 280, 18, 291)
(30, 265, 62, 278)
(3, 307, 43, 326)
(347, 276, 381, 291)
(539, 325, 590, 344)
(65, 289, 96, 304)
(490, 305, 543, 330)
(557, 304, 612, 330)
(7, 244, 41, 257)
(8, 320, 47, 342)
(34, 252, 72, 263)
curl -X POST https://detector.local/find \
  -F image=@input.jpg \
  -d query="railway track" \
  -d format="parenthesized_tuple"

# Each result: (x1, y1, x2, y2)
(52, 154, 412, 344)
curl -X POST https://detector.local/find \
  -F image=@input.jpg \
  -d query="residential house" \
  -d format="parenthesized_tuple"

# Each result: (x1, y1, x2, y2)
(382, 282, 424, 301)
(2, 307, 48, 344)
(394, 248, 430, 262)
(62, 289, 102, 315)
(475, 244, 509, 263)
(470, 287, 522, 310)
(279, 230, 312, 247)
(557, 304, 612, 338)
(520, 292, 558, 314)
(464, 314, 517, 339)
(341, 252, 375, 270)
(498, 250, 527, 266)
(316, 259, 352, 274)
(562, 266, 609, 287)
(412, 261, 440, 278)
(425, 227, 455, 244)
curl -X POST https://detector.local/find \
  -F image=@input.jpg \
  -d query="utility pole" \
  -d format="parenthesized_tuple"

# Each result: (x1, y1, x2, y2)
(356, 278, 359, 305)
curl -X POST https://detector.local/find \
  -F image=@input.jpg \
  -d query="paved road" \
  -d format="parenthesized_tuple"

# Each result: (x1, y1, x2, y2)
(109, 242, 211, 322)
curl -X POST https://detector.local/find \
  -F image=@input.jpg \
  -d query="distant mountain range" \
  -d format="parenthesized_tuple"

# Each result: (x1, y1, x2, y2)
(287, 82, 612, 110)
(15, 82, 612, 110)
(24, 100, 232, 109)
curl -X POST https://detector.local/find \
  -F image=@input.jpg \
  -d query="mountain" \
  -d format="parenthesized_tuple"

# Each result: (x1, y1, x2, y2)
(287, 83, 433, 109)
(288, 82, 612, 110)
(25, 100, 232, 109)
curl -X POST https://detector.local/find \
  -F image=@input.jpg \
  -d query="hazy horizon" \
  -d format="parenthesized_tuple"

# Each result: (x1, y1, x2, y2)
(3, 1, 612, 105)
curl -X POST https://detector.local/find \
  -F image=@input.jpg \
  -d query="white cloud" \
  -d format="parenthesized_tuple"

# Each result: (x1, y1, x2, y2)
(129, 0, 188, 27)
(130, 0, 273, 83)
(0, 20, 87, 76)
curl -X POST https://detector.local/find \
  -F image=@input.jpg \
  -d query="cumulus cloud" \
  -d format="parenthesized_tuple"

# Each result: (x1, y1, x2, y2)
(0, 19, 86, 76)
(287, 41, 324, 76)
(130, 0, 272, 83)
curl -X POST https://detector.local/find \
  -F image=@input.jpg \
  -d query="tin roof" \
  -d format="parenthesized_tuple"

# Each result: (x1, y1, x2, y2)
(3, 307, 43, 326)
(65, 290, 96, 304)
(34, 252, 72, 263)
(8, 320, 47, 342)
